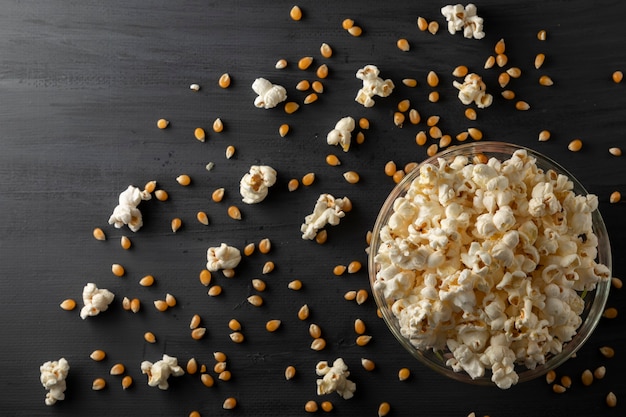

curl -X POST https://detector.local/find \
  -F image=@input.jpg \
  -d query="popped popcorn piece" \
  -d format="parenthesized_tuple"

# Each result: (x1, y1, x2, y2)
(80, 283, 115, 319)
(252, 78, 287, 109)
(108, 185, 152, 232)
(316, 358, 356, 400)
(374, 149, 610, 388)
(206, 243, 242, 271)
(239, 165, 277, 204)
(453, 73, 493, 108)
(40, 358, 69, 406)
(326, 117, 356, 152)
(301, 194, 350, 240)
(140, 354, 185, 390)
(441, 3, 485, 39)
(355, 65, 395, 107)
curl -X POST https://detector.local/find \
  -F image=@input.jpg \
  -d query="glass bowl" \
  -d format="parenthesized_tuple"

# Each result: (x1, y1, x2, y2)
(368, 142, 612, 388)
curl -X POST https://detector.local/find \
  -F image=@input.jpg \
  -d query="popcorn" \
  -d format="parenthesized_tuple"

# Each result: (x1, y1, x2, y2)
(80, 283, 115, 319)
(252, 78, 287, 109)
(354, 65, 395, 107)
(206, 243, 242, 271)
(239, 165, 277, 204)
(108, 185, 152, 232)
(315, 358, 356, 399)
(40, 358, 69, 405)
(373, 149, 610, 388)
(301, 194, 351, 240)
(441, 3, 485, 39)
(140, 354, 185, 390)
(326, 117, 356, 152)
(453, 73, 493, 108)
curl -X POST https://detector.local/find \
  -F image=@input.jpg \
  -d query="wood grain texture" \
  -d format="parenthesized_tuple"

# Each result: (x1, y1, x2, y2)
(1, 0, 625, 415)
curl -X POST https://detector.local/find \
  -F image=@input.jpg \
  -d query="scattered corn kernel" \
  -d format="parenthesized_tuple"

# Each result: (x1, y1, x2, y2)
(298, 304, 310, 320)
(298, 56, 313, 70)
(361, 358, 375, 371)
(348, 25, 362, 37)
(535, 53, 545, 69)
(457, 131, 469, 141)
(495, 38, 506, 54)
(199, 269, 212, 286)
(354, 318, 366, 334)
(225, 145, 235, 159)
(262, 261, 275, 274)
(581, 369, 593, 386)
(121, 375, 133, 390)
(310, 338, 326, 351)
(290, 5, 302, 21)
(110, 363, 125, 376)
(539, 75, 554, 86)
(60, 299, 76, 311)
(603, 307, 618, 318)
(428, 91, 439, 102)
(211, 187, 225, 203)
(201, 373, 215, 387)
(356, 289, 368, 305)
(594, 366, 607, 379)
(157, 118, 169, 129)
(171, 217, 182, 232)
(325, 154, 341, 166)
(311, 80, 324, 93)
(347, 260, 362, 274)
(398, 368, 411, 381)
(515, 101, 531, 111)
(139, 275, 155, 287)
(546, 369, 556, 384)
(154, 299, 168, 312)
(227, 205, 242, 220)
(393, 111, 405, 127)
(429, 126, 442, 139)
(247, 294, 263, 307)
(612, 70, 623, 83)
(90, 349, 106, 361)
(484, 55, 495, 69)
(278, 123, 290, 137)
(426, 71, 439, 87)
(415, 131, 427, 146)
(320, 42, 333, 58)
(92, 378, 106, 391)
(568, 139, 583, 152)
(426, 115, 440, 126)
(92, 227, 106, 241)
(612, 277, 623, 289)
(309, 323, 322, 339)
(468, 127, 483, 141)
(252, 278, 266, 292)
(402, 78, 418, 87)
(302, 172, 315, 186)
(552, 384, 566, 394)
(538, 130, 551, 142)
(229, 332, 244, 343)
(610, 191, 621, 203)
(218, 73, 231, 88)
(333, 265, 347, 276)
(404, 162, 418, 173)
(288, 279, 302, 290)
(496, 53, 508, 67)
(342, 18, 354, 30)
(356, 335, 372, 346)
(501, 90, 515, 100)
(213, 118, 224, 133)
(305, 400, 318, 413)
(111, 263, 125, 277)
(453, 65, 469, 77)
(384, 161, 397, 177)
(464, 108, 477, 120)
(208, 285, 222, 296)
(396, 38, 410, 51)
(275, 59, 287, 69)
(315, 229, 327, 244)
(427, 20, 439, 34)
(288, 178, 299, 192)
(285, 365, 296, 380)
(266, 319, 281, 332)
(284, 101, 300, 114)
(343, 171, 360, 184)
(609, 147, 622, 156)
(191, 327, 206, 340)
(321, 401, 333, 412)
(427, 143, 439, 157)
(316, 64, 329, 79)
(155, 189, 168, 201)
(120, 235, 131, 250)
(378, 401, 391, 417)
(166, 294, 177, 306)
(144, 331, 156, 343)
(560, 375, 572, 388)
(498, 72, 510, 88)
(606, 392, 617, 408)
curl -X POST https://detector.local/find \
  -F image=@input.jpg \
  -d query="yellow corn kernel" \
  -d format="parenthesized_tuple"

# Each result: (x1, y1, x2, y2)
(316, 64, 329, 79)
(612, 70, 623, 83)
(417, 16, 428, 31)
(298, 304, 310, 320)
(213, 118, 224, 133)
(496, 53, 508, 67)
(427, 71, 439, 87)
(348, 260, 362, 273)
(392, 170, 405, 184)
(343, 171, 360, 184)
(537, 29, 547, 40)
(194, 128, 206, 142)
(495, 38, 506, 54)
(92, 227, 106, 241)
(262, 260, 275, 274)
(356, 335, 372, 346)
(310, 338, 326, 351)
(311, 80, 324, 93)
(201, 373, 214, 387)
(501, 90, 515, 100)
(229, 331, 244, 343)
(484, 55, 495, 69)
(296, 80, 310, 91)
(227, 205, 242, 220)
(157, 118, 169, 129)
(199, 269, 212, 286)
(398, 368, 411, 381)
(402, 78, 417, 87)
(515, 101, 530, 111)
(288, 279, 303, 290)
(60, 299, 76, 311)
(333, 265, 346, 276)
(415, 131, 427, 146)
(342, 18, 354, 30)
(396, 38, 410, 51)
(384, 160, 396, 177)
(90, 349, 106, 361)
(144, 331, 156, 343)
(285, 365, 297, 380)
(348, 25, 362, 37)
(326, 154, 341, 166)
(355, 131, 365, 144)
(223, 397, 238, 410)
(393, 112, 405, 127)
(539, 75, 554, 86)
(139, 275, 155, 287)
(121, 375, 133, 390)
(378, 402, 391, 417)
(426, 115, 440, 126)
(320, 42, 333, 58)
(302, 172, 315, 186)
(426, 143, 438, 157)
(154, 299, 168, 312)
(279, 123, 290, 137)
(468, 127, 483, 141)
(290, 5, 302, 21)
(110, 363, 125, 376)
(427, 21, 439, 34)
(196, 211, 209, 225)
(568, 139, 583, 152)
(265, 319, 281, 332)
(535, 53, 545, 69)
(315, 229, 327, 244)
(247, 295, 263, 307)
(305, 400, 318, 413)
(538, 130, 551, 142)
(452, 65, 468, 77)
(284, 101, 300, 114)
(120, 235, 131, 250)
(171, 217, 182, 232)
(397, 99, 410, 113)
(288, 178, 299, 192)
(111, 263, 125, 277)
(304, 93, 318, 104)
(428, 91, 439, 103)
(211, 187, 225, 202)
(464, 108, 477, 120)
(298, 56, 314, 70)
(218, 73, 231, 88)
(92, 378, 106, 391)
(361, 358, 375, 371)
(252, 278, 266, 291)
(354, 318, 366, 334)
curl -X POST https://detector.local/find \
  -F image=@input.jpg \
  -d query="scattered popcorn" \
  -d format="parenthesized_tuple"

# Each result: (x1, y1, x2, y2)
(453, 73, 493, 108)
(80, 283, 115, 320)
(239, 165, 277, 204)
(206, 243, 242, 271)
(326, 117, 356, 152)
(355, 65, 395, 107)
(441, 3, 485, 39)
(301, 194, 351, 240)
(108, 185, 152, 232)
(373, 149, 610, 389)
(252, 77, 287, 109)
(40, 358, 69, 406)
(316, 358, 356, 399)
(140, 354, 185, 390)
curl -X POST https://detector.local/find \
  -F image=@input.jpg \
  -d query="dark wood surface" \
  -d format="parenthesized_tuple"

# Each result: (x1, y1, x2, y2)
(1, 0, 625, 415)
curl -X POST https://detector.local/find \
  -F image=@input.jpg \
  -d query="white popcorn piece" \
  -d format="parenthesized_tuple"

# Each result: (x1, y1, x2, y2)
(355, 65, 395, 107)
(239, 165, 277, 204)
(108, 185, 152, 232)
(80, 283, 115, 320)
(140, 354, 185, 390)
(373, 149, 610, 389)
(252, 77, 287, 109)
(206, 243, 242, 271)
(453, 73, 493, 108)
(316, 358, 356, 400)
(40, 358, 69, 406)
(326, 117, 356, 152)
(441, 3, 485, 39)
(301, 194, 351, 240)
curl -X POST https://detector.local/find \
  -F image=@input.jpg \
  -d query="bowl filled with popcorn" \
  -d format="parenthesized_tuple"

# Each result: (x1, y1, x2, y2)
(369, 142, 612, 389)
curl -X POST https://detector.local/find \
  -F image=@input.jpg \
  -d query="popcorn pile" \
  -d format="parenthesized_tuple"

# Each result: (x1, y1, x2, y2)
(373, 149, 610, 389)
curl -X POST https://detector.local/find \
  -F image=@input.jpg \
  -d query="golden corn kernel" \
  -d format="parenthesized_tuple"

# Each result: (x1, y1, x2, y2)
(212, 118, 224, 133)
(305, 400, 318, 413)
(426, 71, 439, 87)
(468, 127, 483, 141)
(496, 53, 508, 67)
(298, 304, 310, 320)
(417, 16, 428, 31)
(290, 5, 302, 21)
(603, 307, 618, 318)
(225, 145, 236, 159)
(190, 314, 201, 330)
(581, 369, 593, 386)
(296, 80, 310, 91)
(515, 101, 531, 111)
(157, 118, 169, 129)
(90, 349, 106, 361)
(311, 80, 324, 93)
(211, 187, 225, 203)
(266, 319, 281, 332)
(552, 384, 566, 394)
(166, 294, 177, 306)
(341, 197, 353, 212)
(201, 373, 215, 387)
(398, 367, 411, 381)
(539, 75, 554, 86)
(560, 375, 572, 388)
(228, 319, 241, 331)
(600, 345, 615, 358)
(218, 370, 232, 381)
(484, 55, 495, 69)
(397, 99, 411, 113)
(315, 229, 327, 244)
(402, 78, 418, 87)
(392, 169, 405, 184)
(452, 65, 469, 78)
(396, 38, 410, 51)
(568, 139, 583, 152)
(501, 90, 515, 100)
(175, 174, 191, 187)
(262, 261, 275, 274)
(537, 29, 547, 40)
(494, 38, 506, 54)
(285, 365, 297, 380)
(344, 290, 357, 301)
(144, 331, 156, 343)
(428, 91, 439, 103)
(208, 285, 222, 297)
(538, 130, 551, 142)
(403, 162, 418, 174)
(171, 217, 182, 232)
(213, 361, 227, 373)
(288, 178, 299, 192)
(121, 375, 133, 390)
(111, 263, 125, 277)
(304, 93, 318, 104)
(302, 172, 315, 186)
(535, 53, 545, 69)
(213, 352, 227, 363)
(353, 131, 364, 145)
(195, 211, 209, 225)
(218, 73, 231, 88)
(321, 401, 333, 412)
(333, 265, 347, 276)
(276, 58, 287, 69)
(393, 111, 405, 127)
(348, 25, 362, 37)
(194, 127, 206, 142)
(545, 370, 556, 384)
(298, 56, 314, 70)
(378, 402, 391, 417)
(243, 243, 255, 257)
(439, 135, 452, 148)
(320, 42, 333, 58)
(429, 126, 442, 139)
(426, 115, 440, 127)
(316, 64, 329, 79)
(277, 123, 290, 138)
(356, 335, 372, 346)
(612, 277, 623, 289)
(507, 67, 522, 78)
(609, 147, 622, 156)
(284, 101, 300, 114)
(222, 268, 235, 278)
(199, 269, 212, 286)
(154, 299, 168, 312)
(464, 108, 477, 121)
(456, 131, 469, 141)
(191, 327, 206, 340)
(348, 260, 362, 274)
(227, 205, 242, 220)
(606, 392, 617, 408)
(110, 363, 125, 376)
(139, 275, 155, 287)
(60, 299, 76, 311)
(155, 189, 169, 201)
(257, 237, 271, 254)
(361, 358, 375, 371)
(342, 18, 354, 30)
(92, 378, 106, 391)
(189, 412, 200, 417)
(247, 294, 263, 307)
(343, 171, 360, 184)
(612, 70, 623, 83)
(325, 154, 341, 167)
(427, 143, 439, 157)
(415, 131, 427, 146)
(594, 366, 606, 379)
(252, 278, 266, 292)
(356, 289, 368, 305)
(120, 235, 131, 250)
(130, 298, 140, 313)
(92, 227, 106, 241)
(310, 338, 326, 351)
(354, 318, 366, 334)
(384, 161, 397, 177)
(427, 20, 439, 34)
(610, 191, 621, 203)
(288, 279, 302, 290)
(498, 72, 510, 88)
(229, 331, 244, 343)
(122, 297, 131, 311)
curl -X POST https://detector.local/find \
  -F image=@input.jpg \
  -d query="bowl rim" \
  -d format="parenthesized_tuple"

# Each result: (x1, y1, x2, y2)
(368, 141, 612, 386)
